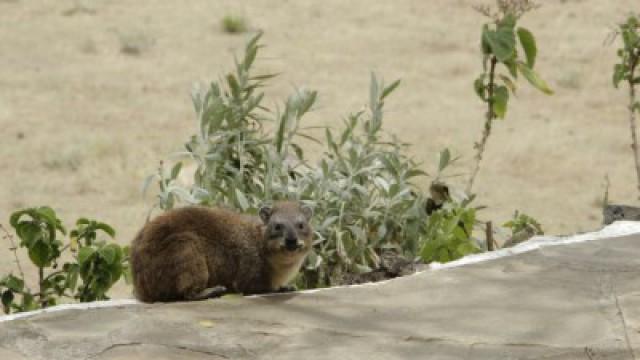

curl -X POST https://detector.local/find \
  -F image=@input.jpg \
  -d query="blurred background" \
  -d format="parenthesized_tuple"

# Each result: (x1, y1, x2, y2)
(0, 0, 638, 296)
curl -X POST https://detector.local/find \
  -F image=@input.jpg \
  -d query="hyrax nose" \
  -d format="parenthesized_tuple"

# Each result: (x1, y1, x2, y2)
(285, 237, 299, 251)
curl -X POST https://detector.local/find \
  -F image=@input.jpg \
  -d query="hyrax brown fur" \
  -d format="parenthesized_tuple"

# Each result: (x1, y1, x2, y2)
(130, 201, 313, 303)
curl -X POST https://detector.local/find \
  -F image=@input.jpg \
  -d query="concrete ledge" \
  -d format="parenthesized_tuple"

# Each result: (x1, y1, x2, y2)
(1, 222, 639, 359)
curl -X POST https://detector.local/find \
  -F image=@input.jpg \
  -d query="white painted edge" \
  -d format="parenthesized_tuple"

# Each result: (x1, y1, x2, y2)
(428, 220, 640, 270)
(276, 221, 640, 295)
(2, 221, 639, 322)
(0, 299, 139, 323)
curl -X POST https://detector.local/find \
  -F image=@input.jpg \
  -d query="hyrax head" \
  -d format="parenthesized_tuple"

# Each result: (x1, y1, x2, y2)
(259, 201, 313, 254)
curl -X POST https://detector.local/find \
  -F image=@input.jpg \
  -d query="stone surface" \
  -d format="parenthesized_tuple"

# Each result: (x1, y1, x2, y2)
(1, 234, 640, 359)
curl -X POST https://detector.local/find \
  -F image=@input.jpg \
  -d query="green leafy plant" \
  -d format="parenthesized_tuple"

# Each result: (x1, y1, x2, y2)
(467, 0, 553, 194)
(298, 74, 429, 285)
(612, 14, 640, 198)
(148, 33, 487, 288)
(0, 207, 128, 314)
(502, 210, 543, 247)
(222, 14, 248, 34)
(144, 33, 317, 213)
(420, 204, 479, 263)
(503, 211, 543, 236)
(70, 218, 128, 302)
(422, 150, 482, 261)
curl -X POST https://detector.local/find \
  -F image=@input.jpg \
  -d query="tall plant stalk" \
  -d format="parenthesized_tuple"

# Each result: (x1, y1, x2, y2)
(0, 224, 25, 280)
(613, 14, 640, 199)
(467, 56, 497, 194)
(466, 1, 552, 195)
(628, 57, 640, 198)
(38, 267, 46, 308)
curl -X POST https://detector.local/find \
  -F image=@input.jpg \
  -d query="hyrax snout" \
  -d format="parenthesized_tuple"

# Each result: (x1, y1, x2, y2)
(130, 201, 313, 303)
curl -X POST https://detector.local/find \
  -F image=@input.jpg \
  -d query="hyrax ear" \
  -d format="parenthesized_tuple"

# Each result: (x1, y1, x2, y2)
(259, 205, 273, 224)
(300, 204, 313, 221)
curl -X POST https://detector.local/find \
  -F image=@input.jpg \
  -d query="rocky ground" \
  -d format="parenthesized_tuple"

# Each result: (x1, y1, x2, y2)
(1, 223, 639, 359)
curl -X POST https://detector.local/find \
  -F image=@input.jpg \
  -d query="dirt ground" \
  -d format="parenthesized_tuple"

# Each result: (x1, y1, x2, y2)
(1, 0, 638, 298)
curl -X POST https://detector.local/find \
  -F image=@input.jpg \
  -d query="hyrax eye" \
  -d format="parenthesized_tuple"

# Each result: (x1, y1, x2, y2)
(296, 222, 305, 230)
(273, 223, 283, 231)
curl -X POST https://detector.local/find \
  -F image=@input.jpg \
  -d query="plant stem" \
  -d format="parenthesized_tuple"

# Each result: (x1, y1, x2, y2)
(467, 56, 498, 194)
(603, 174, 610, 209)
(0, 224, 25, 280)
(628, 53, 640, 200)
(43, 270, 65, 282)
(38, 267, 47, 308)
(486, 221, 495, 251)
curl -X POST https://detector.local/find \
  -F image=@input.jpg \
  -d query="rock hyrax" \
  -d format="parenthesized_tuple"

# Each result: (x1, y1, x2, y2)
(130, 201, 313, 302)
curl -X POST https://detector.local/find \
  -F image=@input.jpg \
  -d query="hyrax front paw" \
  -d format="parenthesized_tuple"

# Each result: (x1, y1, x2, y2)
(276, 285, 297, 293)
(187, 285, 229, 300)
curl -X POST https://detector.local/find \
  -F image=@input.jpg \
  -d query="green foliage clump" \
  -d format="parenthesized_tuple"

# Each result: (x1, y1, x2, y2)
(0, 207, 128, 314)
(420, 205, 478, 263)
(501, 210, 544, 248)
(299, 75, 429, 284)
(222, 14, 248, 34)
(503, 211, 543, 237)
(148, 33, 481, 288)
(613, 14, 640, 90)
(144, 33, 314, 213)
(612, 14, 640, 198)
(467, 0, 552, 194)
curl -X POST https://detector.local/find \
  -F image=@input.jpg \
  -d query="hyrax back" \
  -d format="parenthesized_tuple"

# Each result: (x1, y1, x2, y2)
(130, 201, 313, 302)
